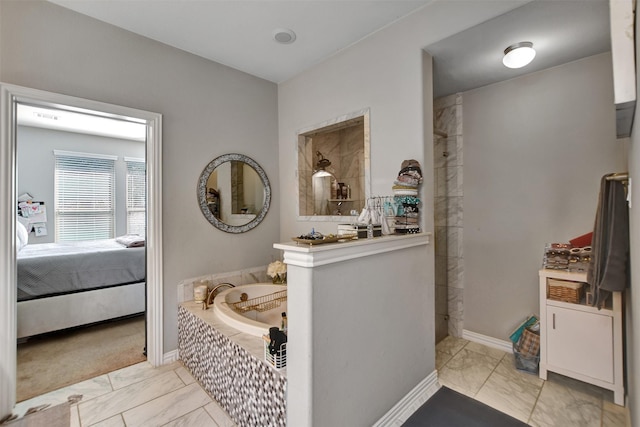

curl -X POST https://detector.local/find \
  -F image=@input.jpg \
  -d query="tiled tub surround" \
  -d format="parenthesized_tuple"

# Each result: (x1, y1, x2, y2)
(178, 302, 287, 427)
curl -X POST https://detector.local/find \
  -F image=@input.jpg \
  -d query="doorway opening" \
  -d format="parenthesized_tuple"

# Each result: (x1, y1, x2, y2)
(15, 101, 149, 401)
(0, 83, 163, 414)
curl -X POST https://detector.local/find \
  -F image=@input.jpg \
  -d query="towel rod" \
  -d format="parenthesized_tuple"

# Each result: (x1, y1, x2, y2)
(606, 172, 629, 181)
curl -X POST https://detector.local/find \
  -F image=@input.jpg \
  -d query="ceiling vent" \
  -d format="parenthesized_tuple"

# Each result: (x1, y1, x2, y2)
(273, 28, 296, 44)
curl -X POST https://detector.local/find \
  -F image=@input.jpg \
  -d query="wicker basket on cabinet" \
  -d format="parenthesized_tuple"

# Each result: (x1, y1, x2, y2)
(547, 278, 584, 304)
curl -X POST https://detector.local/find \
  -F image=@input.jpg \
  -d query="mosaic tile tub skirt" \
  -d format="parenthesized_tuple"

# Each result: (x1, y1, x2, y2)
(178, 305, 287, 427)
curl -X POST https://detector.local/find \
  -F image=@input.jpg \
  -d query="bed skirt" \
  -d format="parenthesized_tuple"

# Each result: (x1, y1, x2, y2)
(17, 281, 145, 339)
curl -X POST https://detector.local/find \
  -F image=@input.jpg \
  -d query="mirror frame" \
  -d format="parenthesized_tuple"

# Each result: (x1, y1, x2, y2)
(197, 153, 271, 233)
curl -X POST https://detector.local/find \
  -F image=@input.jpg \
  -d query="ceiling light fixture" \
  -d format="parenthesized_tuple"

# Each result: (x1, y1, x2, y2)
(273, 28, 296, 44)
(502, 41, 536, 69)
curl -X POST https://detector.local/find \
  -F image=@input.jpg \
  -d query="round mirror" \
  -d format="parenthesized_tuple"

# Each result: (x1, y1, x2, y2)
(198, 153, 271, 233)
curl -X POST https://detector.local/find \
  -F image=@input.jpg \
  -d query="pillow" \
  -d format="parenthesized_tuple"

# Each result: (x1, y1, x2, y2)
(16, 220, 28, 251)
(17, 215, 30, 228)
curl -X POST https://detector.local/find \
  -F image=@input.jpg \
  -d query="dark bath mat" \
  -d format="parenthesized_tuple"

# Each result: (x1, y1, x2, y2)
(402, 386, 529, 427)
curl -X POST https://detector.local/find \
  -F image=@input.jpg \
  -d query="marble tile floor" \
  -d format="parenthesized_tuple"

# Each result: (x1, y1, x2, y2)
(436, 336, 628, 427)
(12, 360, 237, 427)
(12, 336, 629, 427)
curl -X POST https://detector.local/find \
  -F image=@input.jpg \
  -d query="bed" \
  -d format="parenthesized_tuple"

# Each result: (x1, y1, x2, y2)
(16, 233, 146, 339)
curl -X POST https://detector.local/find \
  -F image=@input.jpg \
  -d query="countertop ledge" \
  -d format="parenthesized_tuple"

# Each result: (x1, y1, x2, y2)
(274, 232, 431, 267)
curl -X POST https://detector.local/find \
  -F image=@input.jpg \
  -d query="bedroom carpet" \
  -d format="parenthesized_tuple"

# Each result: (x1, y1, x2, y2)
(402, 386, 529, 427)
(17, 314, 146, 402)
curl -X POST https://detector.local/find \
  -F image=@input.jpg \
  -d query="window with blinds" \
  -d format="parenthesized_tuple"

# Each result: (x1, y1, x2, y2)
(126, 158, 146, 237)
(54, 150, 117, 242)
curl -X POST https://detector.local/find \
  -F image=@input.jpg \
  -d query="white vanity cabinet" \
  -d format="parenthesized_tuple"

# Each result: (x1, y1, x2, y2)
(538, 269, 624, 405)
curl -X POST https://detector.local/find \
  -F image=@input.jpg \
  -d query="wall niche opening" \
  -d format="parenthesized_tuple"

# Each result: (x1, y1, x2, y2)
(297, 110, 370, 218)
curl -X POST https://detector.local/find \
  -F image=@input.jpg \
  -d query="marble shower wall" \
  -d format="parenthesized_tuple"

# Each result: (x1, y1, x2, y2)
(434, 93, 464, 340)
(297, 123, 365, 216)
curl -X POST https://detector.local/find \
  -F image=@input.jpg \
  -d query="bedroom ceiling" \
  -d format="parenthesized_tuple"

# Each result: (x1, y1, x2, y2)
(17, 104, 147, 141)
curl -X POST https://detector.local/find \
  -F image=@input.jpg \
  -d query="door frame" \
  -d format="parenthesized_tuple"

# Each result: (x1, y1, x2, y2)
(0, 83, 163, 415)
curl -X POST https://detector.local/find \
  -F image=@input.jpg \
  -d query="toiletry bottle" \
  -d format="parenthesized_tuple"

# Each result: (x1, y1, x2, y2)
(367, 222, 374, 239)
(331, 179, 339, 200)
(281, 312, 288, 334)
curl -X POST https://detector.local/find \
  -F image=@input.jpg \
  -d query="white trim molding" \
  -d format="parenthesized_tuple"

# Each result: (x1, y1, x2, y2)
(275, 233, 431, 267)
(462, 329, 513, 353)
(145, 105, 164, 368)
(0, 83, 18, 417)
(373, 331, 513, 427)
(163, 350, 179, 365)
(373, 370, 440, 427)
(0, 83, 163, 417)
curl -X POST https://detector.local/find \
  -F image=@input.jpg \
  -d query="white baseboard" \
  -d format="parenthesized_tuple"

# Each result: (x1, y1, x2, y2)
(373, 370, 440, 427)
(462, 329, 512, 353)
(163, 349, 179, 365)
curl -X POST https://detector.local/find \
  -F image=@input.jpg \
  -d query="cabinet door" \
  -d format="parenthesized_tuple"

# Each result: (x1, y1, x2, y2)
(547, 306, 613, 383)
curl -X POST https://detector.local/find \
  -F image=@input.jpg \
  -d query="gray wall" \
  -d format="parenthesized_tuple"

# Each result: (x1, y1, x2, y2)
(277, 1, 525, 240)
(17, 125, 145, 243)
(625, 9, 640, 425)
(0, 0, 279, 352)
(463, 53, 626, 339)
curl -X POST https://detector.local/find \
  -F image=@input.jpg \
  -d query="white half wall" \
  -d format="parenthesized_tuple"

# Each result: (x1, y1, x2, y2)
(277, 234, 432, 426)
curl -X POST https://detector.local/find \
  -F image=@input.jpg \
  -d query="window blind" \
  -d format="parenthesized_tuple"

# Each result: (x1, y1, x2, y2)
(126, 158, 146, 237)
(54, 151, 116, 242)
